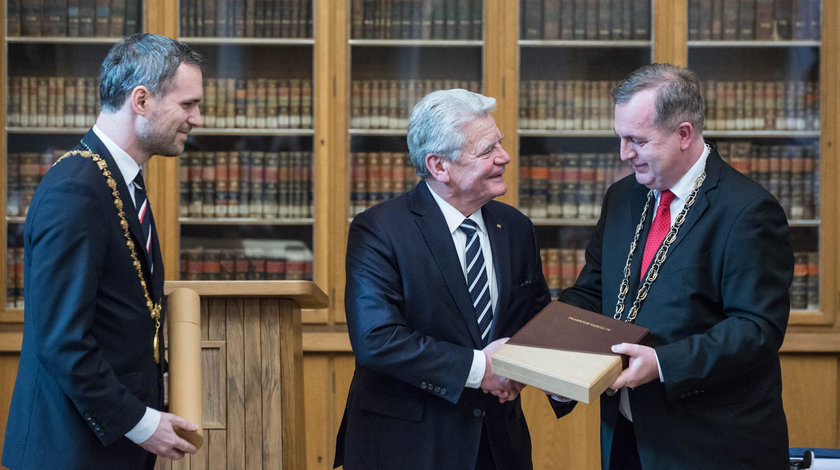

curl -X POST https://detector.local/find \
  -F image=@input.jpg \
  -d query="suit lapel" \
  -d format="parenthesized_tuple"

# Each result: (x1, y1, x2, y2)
(482, 204, 509, 340)
(411, 184, 484, 348)
(80, 130, 156, 285)
(664, 148, 721, 255)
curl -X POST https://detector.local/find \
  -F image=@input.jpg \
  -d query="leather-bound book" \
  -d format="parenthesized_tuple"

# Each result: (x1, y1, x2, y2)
(492, 301, 649, 404)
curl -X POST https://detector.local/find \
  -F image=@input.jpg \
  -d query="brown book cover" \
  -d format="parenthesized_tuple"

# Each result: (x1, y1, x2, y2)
(493, 301, 649, 403)
(508, 301, 648, 359)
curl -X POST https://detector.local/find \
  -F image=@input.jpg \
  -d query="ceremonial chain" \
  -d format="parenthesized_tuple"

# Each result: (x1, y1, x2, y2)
(54, 147, 163, 363)
(614, 166, 707, 323)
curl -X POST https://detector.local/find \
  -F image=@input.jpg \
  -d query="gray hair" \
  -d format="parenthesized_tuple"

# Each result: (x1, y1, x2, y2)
(99, 33, 203, 112)
(407, 89, 497, 179)
(612, 63, 705, 133)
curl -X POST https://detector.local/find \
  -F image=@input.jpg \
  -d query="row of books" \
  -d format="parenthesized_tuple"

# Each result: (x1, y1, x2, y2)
(7, 76, 98, 128)
(518, 79, 820, 132)
(7, 0, 141, 37)
(6, 150, 65, 217)
(538, 248, 820, 310)
(202, 78, 312, 129)
(349, 151, 420, 215)
(520, 0, 650, 41)
(179, 240, 314, 281)
(179, 150, 313, 219)
(688, 0, 821, 41)
(352, 0, 482, 40)
(2, 245, 819, 309)
(180, 0, 312, 38)
(519, 80, 616, 131)
(717, 140, 819, 220)
(540, 247, 586, 299)
(518, 152, 632, 220)
(350, 79, 481, 129)
(791, 251, 819, 310)
(704, 80, 819, 131)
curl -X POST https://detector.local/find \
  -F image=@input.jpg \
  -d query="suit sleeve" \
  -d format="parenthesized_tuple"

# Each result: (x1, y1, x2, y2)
(344, 210, 475, 404)
(27, 175, 147, 445)
(655, 195, 793, 400)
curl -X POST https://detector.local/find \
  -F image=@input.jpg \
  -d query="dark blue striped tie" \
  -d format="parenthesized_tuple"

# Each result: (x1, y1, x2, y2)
(460, 219, 492, 345)
(133, 171, 153, 272)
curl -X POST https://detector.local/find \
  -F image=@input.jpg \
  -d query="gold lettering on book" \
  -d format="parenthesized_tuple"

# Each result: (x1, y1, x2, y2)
(568, 316, 611, 332)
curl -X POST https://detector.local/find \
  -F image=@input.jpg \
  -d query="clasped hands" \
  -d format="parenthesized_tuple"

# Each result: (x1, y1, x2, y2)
(480, 337, 524, 403)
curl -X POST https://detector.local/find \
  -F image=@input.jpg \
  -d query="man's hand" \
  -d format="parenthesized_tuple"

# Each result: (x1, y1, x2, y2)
(138, 412, 199, 460)
(609, 343, 659, 390)
(480, 337, 525, 403)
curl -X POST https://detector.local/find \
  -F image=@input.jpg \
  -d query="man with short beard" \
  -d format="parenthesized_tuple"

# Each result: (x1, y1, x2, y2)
(4, 33, 204, 470)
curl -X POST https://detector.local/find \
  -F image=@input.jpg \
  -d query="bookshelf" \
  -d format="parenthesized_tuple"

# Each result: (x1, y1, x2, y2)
(1, 1, 839, 469)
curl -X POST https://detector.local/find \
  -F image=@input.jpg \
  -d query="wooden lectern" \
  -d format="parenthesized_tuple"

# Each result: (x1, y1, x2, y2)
(156, 281, 328, 470)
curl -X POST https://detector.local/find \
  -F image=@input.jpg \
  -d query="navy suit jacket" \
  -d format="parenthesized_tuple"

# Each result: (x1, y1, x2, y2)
(334, 182, 572, 470)
(3, 130, 166, 470)
(559, 147, 793, 470)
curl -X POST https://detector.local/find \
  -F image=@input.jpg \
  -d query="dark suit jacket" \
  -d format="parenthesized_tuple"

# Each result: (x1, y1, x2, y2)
(334, 182, 573, 470)
(559, 147, 793, 470)
(3, 130, 166, 470)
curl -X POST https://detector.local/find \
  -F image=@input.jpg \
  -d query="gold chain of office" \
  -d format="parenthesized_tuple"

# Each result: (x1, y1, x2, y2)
(614, 168, 707, 323)
(54, 150, 163, 363)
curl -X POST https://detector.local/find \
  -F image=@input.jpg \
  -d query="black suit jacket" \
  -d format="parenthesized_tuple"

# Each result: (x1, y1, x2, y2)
(3, 130, 166, 469)
(334, 182, 573, 470)
(559, 148, 793, 470)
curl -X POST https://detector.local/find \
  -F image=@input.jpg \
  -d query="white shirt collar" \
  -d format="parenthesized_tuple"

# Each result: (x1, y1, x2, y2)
(425, 181, 488, 235)
(660, 142, 710, 201)
(91, 124, 142, 189)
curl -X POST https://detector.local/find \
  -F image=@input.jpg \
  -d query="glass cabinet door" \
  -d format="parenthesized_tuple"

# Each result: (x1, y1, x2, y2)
(517, 0, 653, 297)
(347, 0, 484, 217)
(5, 1, 145, 311)
(177, 0, 315, 282)
(688, 0, 822, 315)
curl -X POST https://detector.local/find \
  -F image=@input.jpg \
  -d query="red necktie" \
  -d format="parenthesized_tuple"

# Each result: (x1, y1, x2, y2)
(640, 190, 675, 279)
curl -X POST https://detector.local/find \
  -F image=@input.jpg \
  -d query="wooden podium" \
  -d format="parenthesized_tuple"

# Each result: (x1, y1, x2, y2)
(156, 281, 328, 470)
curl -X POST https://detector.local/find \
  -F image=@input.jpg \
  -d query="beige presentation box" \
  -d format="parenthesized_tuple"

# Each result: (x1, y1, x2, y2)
(491, 301, 649, 404)
(491, 344, 622, 404)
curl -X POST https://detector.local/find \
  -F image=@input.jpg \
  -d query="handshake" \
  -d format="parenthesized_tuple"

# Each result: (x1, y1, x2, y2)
(481, 337, 572, 403)
(480, 337, 525, 403)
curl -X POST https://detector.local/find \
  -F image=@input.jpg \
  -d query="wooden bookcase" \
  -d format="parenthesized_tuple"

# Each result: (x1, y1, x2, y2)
(1, 1, 839, 469)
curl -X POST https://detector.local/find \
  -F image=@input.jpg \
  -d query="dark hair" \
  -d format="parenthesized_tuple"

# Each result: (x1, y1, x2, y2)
(99, 33, 203, 112)
(612, 63, 705, 133)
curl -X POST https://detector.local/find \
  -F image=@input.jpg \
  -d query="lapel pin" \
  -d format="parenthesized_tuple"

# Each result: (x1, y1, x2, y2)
(496, 224, 502, 229)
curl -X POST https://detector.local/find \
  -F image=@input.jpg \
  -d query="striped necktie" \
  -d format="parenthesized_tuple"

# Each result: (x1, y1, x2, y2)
(132, 171, 153, 271)
(460, 219, 493, 345)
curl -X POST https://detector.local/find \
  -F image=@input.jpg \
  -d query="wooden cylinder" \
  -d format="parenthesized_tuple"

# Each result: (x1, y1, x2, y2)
(167, 287, 204, 449)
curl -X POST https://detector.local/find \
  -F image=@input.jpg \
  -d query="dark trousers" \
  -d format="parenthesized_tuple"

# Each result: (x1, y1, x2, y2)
(609, 414, 642, 470)
(475, 425, 496, 470)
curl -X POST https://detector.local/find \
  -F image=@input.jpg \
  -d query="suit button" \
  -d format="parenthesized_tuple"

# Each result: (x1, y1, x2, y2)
(473, 408, 483, 418)
(441, 387, 447, 395)
(434, 386, 441, 393)
(420, 381, 427, 389)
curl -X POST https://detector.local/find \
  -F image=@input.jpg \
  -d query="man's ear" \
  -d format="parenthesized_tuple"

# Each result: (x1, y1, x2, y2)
(129, 85, 152, 116)
(426, 153, 449, 183)
(677, 122, 694, 150)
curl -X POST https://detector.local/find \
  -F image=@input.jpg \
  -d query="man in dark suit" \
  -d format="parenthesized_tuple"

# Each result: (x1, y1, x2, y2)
(3, 33, 204, 469)
(334, 89, 575, 470)
(558, 63, 793, 469)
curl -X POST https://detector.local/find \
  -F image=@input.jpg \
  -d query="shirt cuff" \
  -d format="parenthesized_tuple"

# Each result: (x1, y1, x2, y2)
(125, 407, 161, 444)
(654, 349, 664, 382)
(465, 349, 486, 388)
